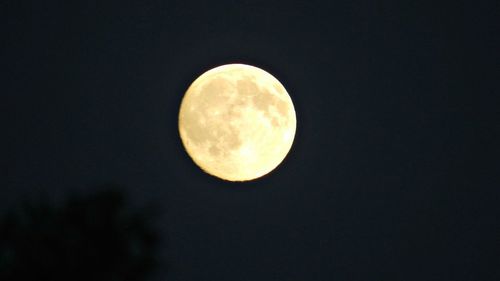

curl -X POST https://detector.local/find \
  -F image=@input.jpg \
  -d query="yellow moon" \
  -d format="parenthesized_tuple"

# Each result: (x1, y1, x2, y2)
(178, 64, 296, 181)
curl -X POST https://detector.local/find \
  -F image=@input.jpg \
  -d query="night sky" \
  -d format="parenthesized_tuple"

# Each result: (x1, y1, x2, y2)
(2, 1, 498, 280)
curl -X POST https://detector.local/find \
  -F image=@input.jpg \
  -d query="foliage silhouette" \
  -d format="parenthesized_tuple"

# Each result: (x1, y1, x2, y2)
(0, 185, 159, 281)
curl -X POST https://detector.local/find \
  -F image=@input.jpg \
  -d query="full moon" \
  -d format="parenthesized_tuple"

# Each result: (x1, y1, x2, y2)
(178, 64, 296, 181)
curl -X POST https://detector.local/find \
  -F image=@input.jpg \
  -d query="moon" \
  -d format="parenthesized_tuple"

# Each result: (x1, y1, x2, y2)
(178, 64, 296, 181)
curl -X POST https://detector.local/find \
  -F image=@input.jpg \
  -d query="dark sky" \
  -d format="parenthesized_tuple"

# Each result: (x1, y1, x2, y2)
(2, 0, 498, 280)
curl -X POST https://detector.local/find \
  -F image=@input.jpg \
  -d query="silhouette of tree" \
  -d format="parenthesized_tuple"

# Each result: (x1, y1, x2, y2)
(0, 185, 159, 281)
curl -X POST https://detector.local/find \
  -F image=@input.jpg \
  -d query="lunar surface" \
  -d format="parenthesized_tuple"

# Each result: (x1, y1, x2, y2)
(178, 64, 296, 181)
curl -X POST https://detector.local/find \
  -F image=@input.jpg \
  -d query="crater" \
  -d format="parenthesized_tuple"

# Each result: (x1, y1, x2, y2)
(199, 77, 232, 110)
(209, 145, 221, 156)
(236, 76, 259, 97)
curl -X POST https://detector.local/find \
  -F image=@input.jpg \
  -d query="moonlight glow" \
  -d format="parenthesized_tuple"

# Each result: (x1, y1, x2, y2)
(178, 64, 296, 181)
